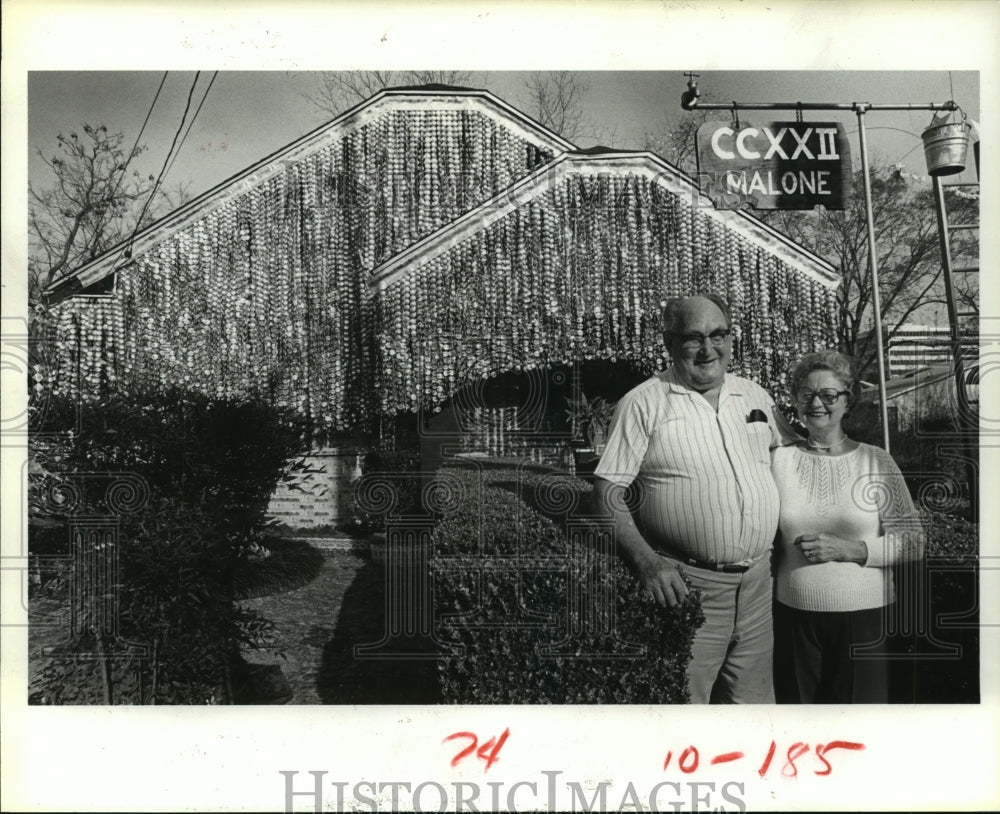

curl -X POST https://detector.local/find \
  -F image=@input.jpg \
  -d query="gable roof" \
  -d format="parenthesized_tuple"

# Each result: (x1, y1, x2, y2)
(45, 86, 575, 300)
(365, 149, 842, 414)
(368, 150, 839, 297)
(40, 86, 846, 430)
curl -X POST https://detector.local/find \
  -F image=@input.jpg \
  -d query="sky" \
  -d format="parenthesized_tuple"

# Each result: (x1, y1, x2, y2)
(24, 68, 982, 331)
(27, 70, 981, 207)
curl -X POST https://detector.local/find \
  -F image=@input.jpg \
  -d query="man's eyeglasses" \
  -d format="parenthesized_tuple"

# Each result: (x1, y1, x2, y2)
(796, 388, 850, 406)
(671, 329, 732, 350)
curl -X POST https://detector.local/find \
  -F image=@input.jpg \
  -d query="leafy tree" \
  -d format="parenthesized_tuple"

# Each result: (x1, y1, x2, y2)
(760, 162, 978, 372)
(302, 70, 473, 119)
(28, 124, 160, 303)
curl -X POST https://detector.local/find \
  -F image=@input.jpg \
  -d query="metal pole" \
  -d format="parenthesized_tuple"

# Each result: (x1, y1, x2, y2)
(855, 106, 892, 452)
(930, 176, 978, 521)
(682, 99, 959, 114)
(930, 176, 968, 416)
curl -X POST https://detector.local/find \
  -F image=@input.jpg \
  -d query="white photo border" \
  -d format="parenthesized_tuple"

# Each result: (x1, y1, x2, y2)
(3, 1, 998, 811)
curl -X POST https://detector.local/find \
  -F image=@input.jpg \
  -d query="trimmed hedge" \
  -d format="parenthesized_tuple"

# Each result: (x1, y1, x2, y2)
(429, 458, 704, 703)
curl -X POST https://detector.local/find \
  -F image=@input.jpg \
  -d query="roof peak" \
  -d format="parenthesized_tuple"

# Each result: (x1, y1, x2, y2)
(383, 83, 478, 93)
(46, 86, 575, 297)
(571, 145, 621, 156)
(369, 151, 839, 294)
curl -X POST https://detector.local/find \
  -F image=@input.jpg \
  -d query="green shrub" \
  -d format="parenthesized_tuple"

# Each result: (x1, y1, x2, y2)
(28, 387, 313, 704)
(888, 509, 979, 703)
(430, 459, 703, 703)
(351, 447, 423, 531)
(921, 508, 978, 562)
(31, 496, 249, 704)
(118, 497, 247, 697)
(35, 386, 314, 545)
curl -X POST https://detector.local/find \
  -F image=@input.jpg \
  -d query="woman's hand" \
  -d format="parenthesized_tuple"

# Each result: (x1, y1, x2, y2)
(794, 533, 868, 565)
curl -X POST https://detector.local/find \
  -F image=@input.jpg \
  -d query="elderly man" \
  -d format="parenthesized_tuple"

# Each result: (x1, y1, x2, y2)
(594, 294, 796, 703)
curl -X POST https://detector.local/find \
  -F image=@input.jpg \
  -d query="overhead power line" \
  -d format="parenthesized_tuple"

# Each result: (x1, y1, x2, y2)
(164, 71, 218, 181)
(122, 71, 203, 262)
(111, 71, 169, 201)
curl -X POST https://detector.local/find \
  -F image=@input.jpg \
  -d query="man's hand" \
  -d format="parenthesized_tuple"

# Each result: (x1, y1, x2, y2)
(636, 549, 689, 608)
(594, 477, 690, 609)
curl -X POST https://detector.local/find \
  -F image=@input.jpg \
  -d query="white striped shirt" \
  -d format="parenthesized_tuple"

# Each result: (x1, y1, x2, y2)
(594, 369, 794, 564)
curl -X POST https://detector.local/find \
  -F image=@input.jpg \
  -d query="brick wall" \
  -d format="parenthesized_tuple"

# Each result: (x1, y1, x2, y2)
(266, 447, 363, 530)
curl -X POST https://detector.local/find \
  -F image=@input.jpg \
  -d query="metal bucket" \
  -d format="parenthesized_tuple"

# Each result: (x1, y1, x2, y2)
(922, 121, 971, 176)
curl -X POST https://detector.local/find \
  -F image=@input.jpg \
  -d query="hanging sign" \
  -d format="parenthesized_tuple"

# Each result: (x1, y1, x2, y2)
(695, 121, 852, 210)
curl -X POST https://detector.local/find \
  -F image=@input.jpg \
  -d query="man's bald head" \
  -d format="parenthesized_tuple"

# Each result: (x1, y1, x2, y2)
(662, 294, 732, 336)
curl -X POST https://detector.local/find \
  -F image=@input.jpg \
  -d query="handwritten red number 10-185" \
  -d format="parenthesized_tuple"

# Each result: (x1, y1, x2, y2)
(662, 740, 865, 778)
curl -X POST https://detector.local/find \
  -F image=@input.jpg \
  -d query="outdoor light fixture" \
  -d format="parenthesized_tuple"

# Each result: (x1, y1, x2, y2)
(681, 72, 700, 110)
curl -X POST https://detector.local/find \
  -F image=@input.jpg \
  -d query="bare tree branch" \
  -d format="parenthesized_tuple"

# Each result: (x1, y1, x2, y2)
(522, 71, 591, 141)
(302, 70, 473, 120)
(761, 162, 979, 371)
(644, 91, 721, 173)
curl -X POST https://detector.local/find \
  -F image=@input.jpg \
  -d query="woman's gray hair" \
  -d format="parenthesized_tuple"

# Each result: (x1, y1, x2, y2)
(791, 350, 858, 395)
(662, 293, 733, 335)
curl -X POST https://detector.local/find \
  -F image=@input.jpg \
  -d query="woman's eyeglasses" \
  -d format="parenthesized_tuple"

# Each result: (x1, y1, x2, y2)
(796, 388, 850, 406)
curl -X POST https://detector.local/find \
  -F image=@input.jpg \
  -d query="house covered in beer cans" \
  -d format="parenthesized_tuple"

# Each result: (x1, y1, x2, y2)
(42, 86, 839, 526)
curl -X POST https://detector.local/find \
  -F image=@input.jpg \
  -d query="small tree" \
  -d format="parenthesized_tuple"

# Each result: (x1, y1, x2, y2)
(29, 124, 160, 303)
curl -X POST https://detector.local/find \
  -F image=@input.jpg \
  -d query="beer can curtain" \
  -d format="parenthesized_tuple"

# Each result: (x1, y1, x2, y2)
(41, 88, 838, 439)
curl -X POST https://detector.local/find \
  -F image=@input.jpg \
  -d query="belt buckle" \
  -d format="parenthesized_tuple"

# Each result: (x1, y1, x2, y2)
(679, 555, 754, 574)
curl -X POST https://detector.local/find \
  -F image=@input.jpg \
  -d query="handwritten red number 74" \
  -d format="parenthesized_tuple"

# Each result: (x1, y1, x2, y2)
(443, 728, 511, 772)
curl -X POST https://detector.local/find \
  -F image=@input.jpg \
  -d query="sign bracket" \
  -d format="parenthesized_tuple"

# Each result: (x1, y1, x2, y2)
(681, 74, 961, 453)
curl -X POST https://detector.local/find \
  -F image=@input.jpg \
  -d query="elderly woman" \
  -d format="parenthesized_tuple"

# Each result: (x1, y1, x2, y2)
(771, 350, 923, 703)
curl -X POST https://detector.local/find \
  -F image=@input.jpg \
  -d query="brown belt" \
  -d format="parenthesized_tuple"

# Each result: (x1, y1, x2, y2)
(677, 552, 767, 574)
(682, 556, 749, 574)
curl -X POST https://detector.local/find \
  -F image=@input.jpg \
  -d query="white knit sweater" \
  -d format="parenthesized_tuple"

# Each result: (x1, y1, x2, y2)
(771, 442, 923, 612)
